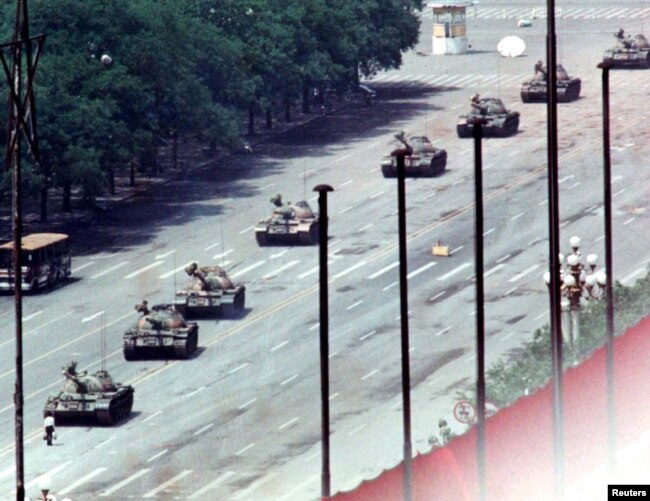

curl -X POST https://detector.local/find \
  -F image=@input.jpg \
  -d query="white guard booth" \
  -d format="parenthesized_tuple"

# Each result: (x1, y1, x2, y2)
(431, 1, 475, 55)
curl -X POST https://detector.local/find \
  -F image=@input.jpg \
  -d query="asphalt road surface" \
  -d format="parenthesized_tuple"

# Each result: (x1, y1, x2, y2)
(1, 1, 649, 499)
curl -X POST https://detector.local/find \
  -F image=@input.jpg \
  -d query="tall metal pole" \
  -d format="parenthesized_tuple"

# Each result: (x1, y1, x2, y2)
(598, 60, 616, 474)
(314, 183, 334, 499)
(1, 3, 44, 499)
(545, 0, 564, 497)
(392, 146, 413, 501)
(471, 118, 486, 501)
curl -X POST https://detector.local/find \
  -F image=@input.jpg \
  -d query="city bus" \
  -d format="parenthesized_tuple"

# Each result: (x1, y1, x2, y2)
(0, 233, 71, 291)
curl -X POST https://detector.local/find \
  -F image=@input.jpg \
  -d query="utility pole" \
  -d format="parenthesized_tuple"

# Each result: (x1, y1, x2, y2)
(0, 2, 45, 500)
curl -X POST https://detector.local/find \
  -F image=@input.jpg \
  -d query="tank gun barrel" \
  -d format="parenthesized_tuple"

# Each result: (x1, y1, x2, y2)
(392, 131, 413, 156)
(184, 262, 210, 290)
(62, 366, 87, 393)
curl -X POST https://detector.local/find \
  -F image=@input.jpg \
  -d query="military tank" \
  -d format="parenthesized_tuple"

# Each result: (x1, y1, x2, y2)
(123, 300, 199, 359)
(255, 194, 319, 246)
(603, 30, 650, 69)
(457, 96, 520, 138)
(380, 135, 447, 178)
(173, 262, 245, 318)
(43, 361, 134, 425)
(520, 63, 581, 102)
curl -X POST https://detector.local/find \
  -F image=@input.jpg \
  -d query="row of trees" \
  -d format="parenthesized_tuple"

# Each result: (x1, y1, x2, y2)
(0, 0, 423, 219)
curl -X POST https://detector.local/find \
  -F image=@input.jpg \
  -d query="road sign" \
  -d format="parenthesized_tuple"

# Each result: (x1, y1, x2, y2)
(454, 400, 476, 424)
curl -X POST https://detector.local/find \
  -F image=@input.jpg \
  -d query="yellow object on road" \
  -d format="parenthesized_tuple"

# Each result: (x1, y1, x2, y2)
(432, 240, 450, 257)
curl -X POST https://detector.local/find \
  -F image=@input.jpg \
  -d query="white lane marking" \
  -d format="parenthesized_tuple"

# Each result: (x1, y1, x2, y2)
(142, 410, 162, 423)
(59, 467, 108, 495)
(360, 330, 376, 341)
(271, 341, 288, 352)
(188, 472, 236, 499)
(503, 286, 519, 296)
(239, 225, 256, 234)
(422, 191, 437, 201)
(496, 254, 512, 263)
(0, 466, 15, 481)
(336, 154, 353, 163)
(264, 260, 300, 279)
(71, 261, 95, 273)
(308, 195, 318, 202)
(277, 474, 320, 501)
(281, 374, 298, 385)
(613, 189, 625, 198)
(230, 260, 266, 278)
(484, 264, 505, 277)
(407, 262, 437, 279)
(328, 239, 341, 247)
(329, 392, 339, 400)
(329, 352, 338, 359)
(309, 323, 320, 330)
(621, 267, 646, 285)
(370, 191, 385, 199)
(123, 260, 164, 279)
(339, 205, 355, 214)
(159, 261, 193, 279)
(482, 228, 495, 236)
(366, 141, 380, 149)
(213, 248, 234, 260)
(187, 386, 206, 397)
(142, 470, 193, 498)
(100, 468, 150, 497)
(90, 261, 129, 279)
(534, 309, 550, 320)
(339, 179, 354, 187)
(428, 376, 444, 387)
(81, 310, 105, 323)
(612, 175, 623, 182)
(25, 461, 72, 490)
(623, 217, 636, 226)
(511, 212, 525, 221)
(298, 265, 320, 279)
(382, 281, 398, 291)
(484, 163, 494, 170)
(358, 223, 374, 232)
(361, 369, 379, 380)
(452, 177, 466, 185)
(568, 182, 580, 190)
(333, 260, 368, 279)
(94, 436, 115, 449)
(368, 261, 400, 279)
(236, 443, 256, 456)
(348, 424, 367, 436)
(232, 473, 280, 500)
(279, 417, 299, 430)
(229, 363, 249, 375)
(435, 327, 451, 337)
(508, 264, 541, 282)
(23, 310, 44, 322)
(450, 246, 465, 256)
(437, 262, 471, 281)
(146, 449, 168, 462)
(204, 242, 220, 251)
(155, 250, 176, 260)
(193, 423, 214, 436)
(270, 249, 288, 259)
(429, 291, 446, 301)
(501, 332, 515, 341)
(261, 183, 276, 190)
(347, 300, 364, 310)
(539, 199, 548, 206)
(239, 398, 258, 410)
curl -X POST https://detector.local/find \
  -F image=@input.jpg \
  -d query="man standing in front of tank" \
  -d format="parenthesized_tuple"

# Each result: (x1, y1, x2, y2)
(44, 412, 55, 446)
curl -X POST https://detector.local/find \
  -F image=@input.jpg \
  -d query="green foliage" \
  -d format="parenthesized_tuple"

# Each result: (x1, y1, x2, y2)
(482, 269, 650, 407)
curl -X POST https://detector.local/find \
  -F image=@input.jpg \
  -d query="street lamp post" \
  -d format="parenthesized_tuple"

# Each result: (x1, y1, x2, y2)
(543, 236, 606, 344)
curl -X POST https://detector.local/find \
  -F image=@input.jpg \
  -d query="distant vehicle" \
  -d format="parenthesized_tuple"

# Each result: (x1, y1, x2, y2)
(255, 194, 319, 246)
(457, 96, 520, 138)
(174, 262, 246, 318)
(380, 134, 447, 178)
(43, 361, 134, 425)
(0, 233, 71, 291)
(603, 30, 650, 68)
(123, 301, 199, 359)
(521, 63, 581, 103)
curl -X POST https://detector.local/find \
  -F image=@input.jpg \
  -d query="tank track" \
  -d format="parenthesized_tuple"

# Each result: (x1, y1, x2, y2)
(173, 331, 198, 359)
(123, 339, 137, 361)
(255, 231, 268, 246)
(221, 290, 245, 317)
(298, 224, 319, 245)
(96, 391, 134, 425)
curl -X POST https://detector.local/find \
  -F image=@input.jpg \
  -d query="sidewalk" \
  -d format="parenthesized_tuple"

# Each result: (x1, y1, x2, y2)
(0, 93, 360, 241)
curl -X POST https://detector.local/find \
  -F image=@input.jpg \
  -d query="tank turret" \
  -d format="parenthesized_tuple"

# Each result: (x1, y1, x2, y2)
(44, 361, 134, 425)
(255, 194, 319, 246)
(457, 96, 520, 138)
(124, 302, 199, 359)
(174, 263, 246, 318)
(520, 62, 581, 103)
(380, 132, 447, 178)
(603, 29, 650, 68)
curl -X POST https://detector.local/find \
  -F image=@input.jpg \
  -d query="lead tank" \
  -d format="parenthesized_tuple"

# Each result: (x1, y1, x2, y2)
(43, 361, 134, 425)
(174, 262, 245, 317)
(380, 135, 447, 178)
(520, 63, 581, 102)
(123, 301, 199, 359)
(255, 194, 319, 245)
(457, 96, 520, 138)
(603, 31, 650, 68)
